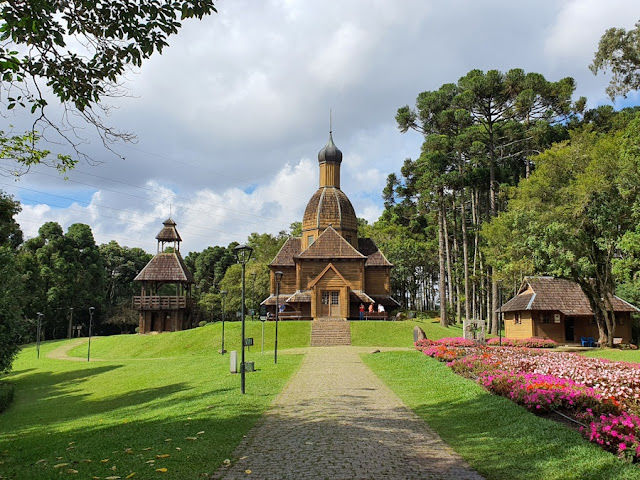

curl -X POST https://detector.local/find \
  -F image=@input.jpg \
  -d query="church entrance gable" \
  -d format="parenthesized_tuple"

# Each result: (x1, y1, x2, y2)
(309, 264, 349, 319)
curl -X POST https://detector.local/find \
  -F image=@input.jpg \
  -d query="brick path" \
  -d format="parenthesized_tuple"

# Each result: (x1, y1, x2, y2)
(211, 347, 484, 480)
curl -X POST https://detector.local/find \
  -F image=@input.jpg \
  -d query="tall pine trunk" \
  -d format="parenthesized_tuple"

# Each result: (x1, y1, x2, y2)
(438, 192, 448, 327)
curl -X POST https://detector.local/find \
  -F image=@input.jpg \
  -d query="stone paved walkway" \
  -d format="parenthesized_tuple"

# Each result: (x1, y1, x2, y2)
(211, 347, 484, 480)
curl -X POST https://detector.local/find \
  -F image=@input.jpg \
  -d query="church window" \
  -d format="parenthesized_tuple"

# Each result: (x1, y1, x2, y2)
(346, 234, 352, 243)
(308, 235, 314, 245)
(331, 292, 339, 305)
(322, 291, 329, 305)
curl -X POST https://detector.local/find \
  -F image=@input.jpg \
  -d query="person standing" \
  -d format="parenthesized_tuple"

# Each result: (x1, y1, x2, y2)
(359, 303, 365, 320)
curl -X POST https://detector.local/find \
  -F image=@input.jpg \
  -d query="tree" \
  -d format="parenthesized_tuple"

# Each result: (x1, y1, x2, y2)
(100, 241, 151, 334)
(483, 117, 640, 346)
(0, 0, 217, 173)
(0, 190, 22, 248)
(0, 245, 23, 373)
(591, 20, 640, 100)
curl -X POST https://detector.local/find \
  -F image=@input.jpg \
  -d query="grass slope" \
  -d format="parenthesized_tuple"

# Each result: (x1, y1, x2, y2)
(350, 318, 464, 347)
(0, 326, 304, 480)
(364, 351, 640, 480)
(66, 320, 311, 360)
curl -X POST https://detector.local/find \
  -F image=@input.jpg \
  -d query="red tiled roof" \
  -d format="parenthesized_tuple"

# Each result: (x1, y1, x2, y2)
(500, 277, 639, 314)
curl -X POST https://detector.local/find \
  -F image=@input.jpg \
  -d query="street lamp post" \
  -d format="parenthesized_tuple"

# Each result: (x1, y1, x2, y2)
(234, 244, 253, 394)
(220, 290, 228, 355)
(274, 271, 283, 364)
(36, 312, 43, 359)
(68, 307, 74, 339)
(250, 272, 257, 320)
(88, 307, 95, 362)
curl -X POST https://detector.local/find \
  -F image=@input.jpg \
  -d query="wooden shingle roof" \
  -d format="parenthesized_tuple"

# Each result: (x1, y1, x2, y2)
(134, 252, 195, 283)
(500, 277, 639, 315)
(297, 226, 365, 259)
(358, 238, 393, 267)
(156, 218, 182, 242)
(269, 237, 301, 266)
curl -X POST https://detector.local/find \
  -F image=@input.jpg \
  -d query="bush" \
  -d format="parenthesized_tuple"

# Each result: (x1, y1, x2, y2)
(198, 321, 208, 327)
(0, 382, 15, 413)
(134, 327, 140, 333)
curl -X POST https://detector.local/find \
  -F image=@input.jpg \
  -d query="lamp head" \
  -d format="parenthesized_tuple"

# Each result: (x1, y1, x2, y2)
(275, 271, 284, 282)
(89, 306, 95, 312)
(234, 244, 253, 265)
(221, 290, 228, 297)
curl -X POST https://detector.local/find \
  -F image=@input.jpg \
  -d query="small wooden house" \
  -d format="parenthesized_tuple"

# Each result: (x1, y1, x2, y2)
(133, 218, 195, 333)
(500, 277, 638, 344)
(261, 132, 398, 320)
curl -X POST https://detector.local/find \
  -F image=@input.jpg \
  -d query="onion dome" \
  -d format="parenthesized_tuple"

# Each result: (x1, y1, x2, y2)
(318, 132, 342, 164)
(302, 187, 358, 234)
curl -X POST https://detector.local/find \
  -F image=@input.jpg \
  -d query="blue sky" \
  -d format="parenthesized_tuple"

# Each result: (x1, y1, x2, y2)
(3, 0, 639, 253)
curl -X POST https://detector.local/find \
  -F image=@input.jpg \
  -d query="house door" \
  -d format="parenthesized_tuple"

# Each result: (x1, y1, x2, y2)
(565, 316, 575, 342)
(321, 291, 340, 317)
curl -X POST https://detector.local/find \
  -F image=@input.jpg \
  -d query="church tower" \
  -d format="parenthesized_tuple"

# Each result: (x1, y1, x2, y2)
(301, 132, 359, 249)
(263, 130, 397, 323)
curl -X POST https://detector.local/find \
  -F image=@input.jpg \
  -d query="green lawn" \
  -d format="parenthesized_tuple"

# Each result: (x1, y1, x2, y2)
(364, 350, 640, 480)
(582, 348, 640, 363)
(350, 318, 465, 347)
(0, 327, 304, 480)
(66, 320, 311, 359)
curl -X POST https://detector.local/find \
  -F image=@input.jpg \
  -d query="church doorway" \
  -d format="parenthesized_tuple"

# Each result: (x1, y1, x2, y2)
(321, 291, 340, 317)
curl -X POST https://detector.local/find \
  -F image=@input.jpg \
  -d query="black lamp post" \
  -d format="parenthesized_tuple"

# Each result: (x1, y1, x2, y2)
(274, 270, 283, 364)
(88, 306, 95, 362)
(234, 244, 253, 394)
(220, 290, 227, 355)
(250, 272, 257, 320)
(36, 312, 43, 359)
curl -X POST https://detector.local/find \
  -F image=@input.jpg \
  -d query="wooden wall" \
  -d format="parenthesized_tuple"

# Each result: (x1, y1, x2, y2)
(271, 267, 296, 294)
(504, 311, 534, 338)
(365, 267, 390, 294)
(298, 261, 363, 291)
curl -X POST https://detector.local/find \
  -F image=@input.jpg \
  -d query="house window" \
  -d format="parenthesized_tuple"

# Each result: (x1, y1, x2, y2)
(541, 313, 551, 324)
(514, 313, 521, 325)
(346, 234, 352, 243)
(308, 235, 314, 245)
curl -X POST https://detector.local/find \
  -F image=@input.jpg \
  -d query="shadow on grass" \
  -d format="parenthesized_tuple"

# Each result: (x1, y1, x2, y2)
(0, 365, 199, 431)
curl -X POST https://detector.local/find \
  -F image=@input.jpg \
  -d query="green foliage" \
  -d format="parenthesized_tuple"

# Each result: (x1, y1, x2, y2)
(365, 352, 640, 479)
(591, 20, 640, 100)
(198, 320, 207, 327)
(0, 190, 22, 249)
(0, 0, 217, 172)
(483, 115, 640, 345)
(0, 382, 15, 413)
(0, 129, 75, 177)
(17, 222, 105, 339)
(0, 246, 23, 373)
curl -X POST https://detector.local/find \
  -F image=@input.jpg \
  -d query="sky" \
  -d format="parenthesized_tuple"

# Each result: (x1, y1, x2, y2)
(4, 0, 640, 254)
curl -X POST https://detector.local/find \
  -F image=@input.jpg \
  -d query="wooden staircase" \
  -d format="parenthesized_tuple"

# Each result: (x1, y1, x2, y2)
(311, 319, 351, 346)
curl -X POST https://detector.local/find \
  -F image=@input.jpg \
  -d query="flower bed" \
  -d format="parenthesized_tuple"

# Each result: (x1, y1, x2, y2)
(486, 337, 558, 348)
(416, 337, 640, 462)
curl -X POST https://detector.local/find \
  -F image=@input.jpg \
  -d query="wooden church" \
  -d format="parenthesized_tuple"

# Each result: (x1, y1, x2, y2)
(262, 132, 397, 320)
(133, 218, 195, 333)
